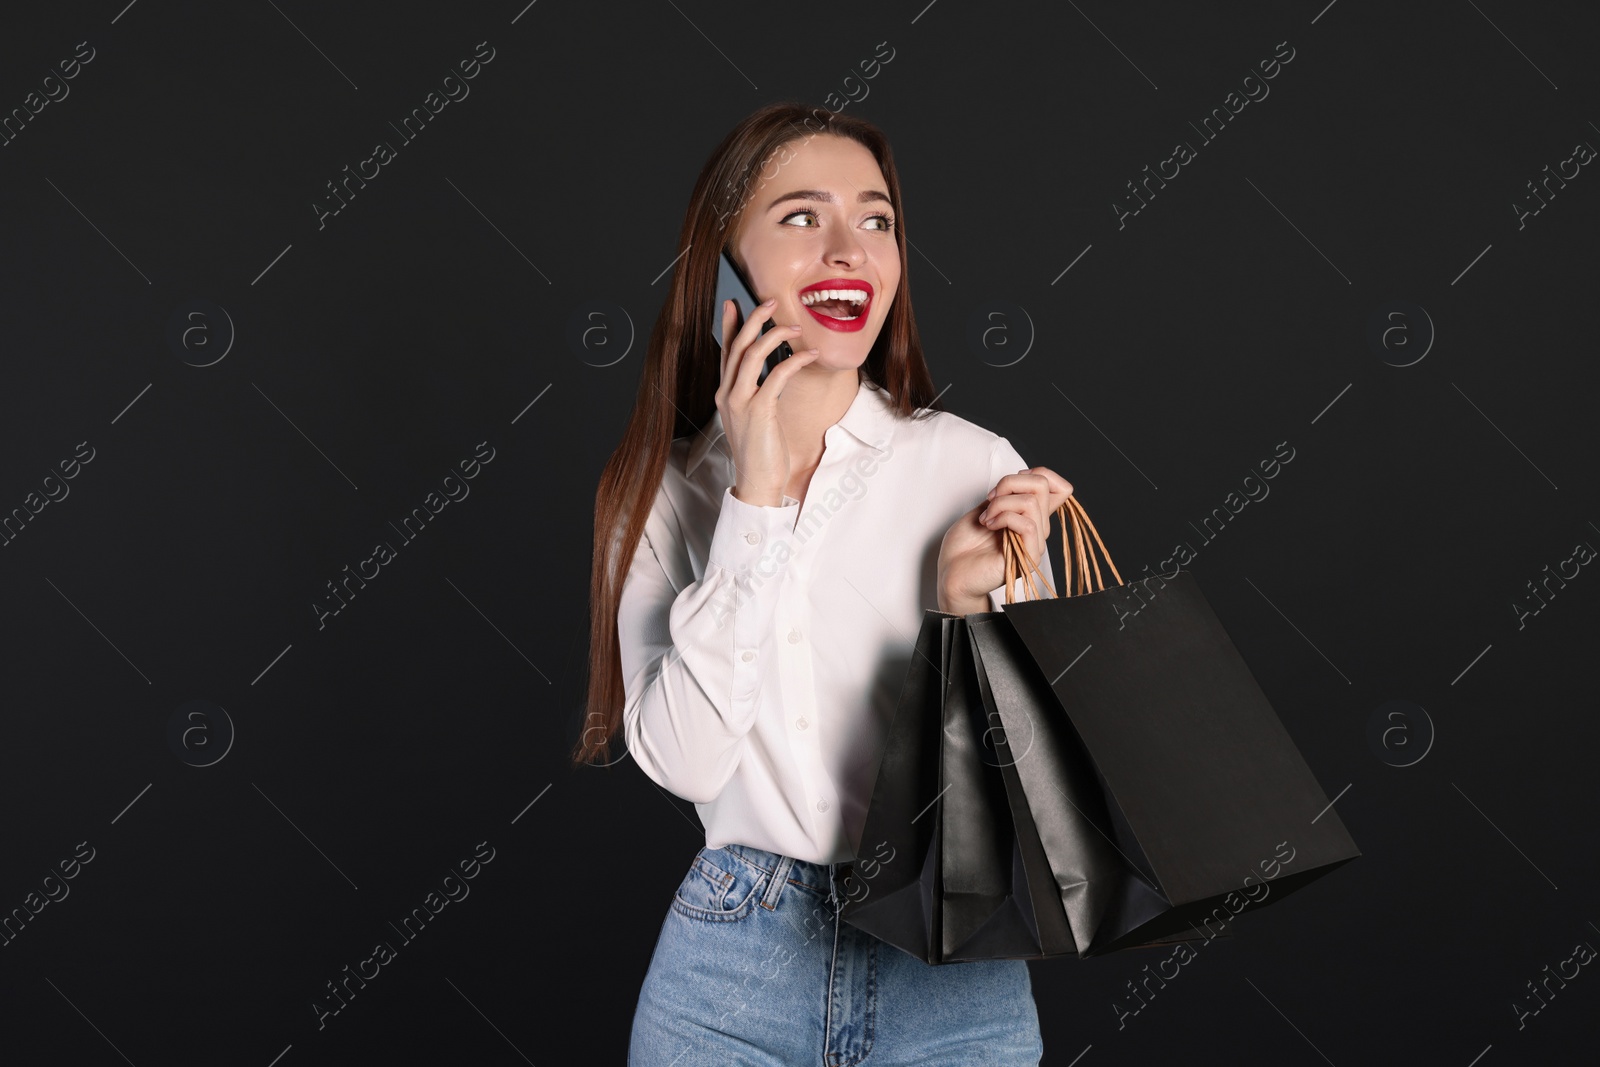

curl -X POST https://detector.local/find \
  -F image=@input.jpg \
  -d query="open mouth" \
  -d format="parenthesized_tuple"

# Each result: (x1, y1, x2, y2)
(798, 280, 873, 333)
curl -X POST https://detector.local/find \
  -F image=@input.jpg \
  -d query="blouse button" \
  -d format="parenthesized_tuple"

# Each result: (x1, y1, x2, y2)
(787, 629, 801, 643)
(741, 650, 756, 662)
(816, 799, 830, 813)
(745, 531, 760, 544)
(796, 717, 808, 730)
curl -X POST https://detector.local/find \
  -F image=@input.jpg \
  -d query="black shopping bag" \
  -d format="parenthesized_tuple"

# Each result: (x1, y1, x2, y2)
(838, 606, 1220, 963)
(840, 495, 1360, 962)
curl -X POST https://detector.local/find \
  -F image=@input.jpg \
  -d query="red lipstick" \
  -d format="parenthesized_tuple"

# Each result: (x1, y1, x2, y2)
(798, 278, 874, 333)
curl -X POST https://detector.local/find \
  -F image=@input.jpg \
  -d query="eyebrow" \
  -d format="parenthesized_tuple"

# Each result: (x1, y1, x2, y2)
(765, 188, 892, 212)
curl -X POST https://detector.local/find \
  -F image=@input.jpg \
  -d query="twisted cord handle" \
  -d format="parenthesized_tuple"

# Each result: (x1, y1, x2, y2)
(1002, 494, 1122, 604)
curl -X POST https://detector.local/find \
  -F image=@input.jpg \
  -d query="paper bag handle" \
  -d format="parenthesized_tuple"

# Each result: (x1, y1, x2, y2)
(1002, 494, 1123, 603)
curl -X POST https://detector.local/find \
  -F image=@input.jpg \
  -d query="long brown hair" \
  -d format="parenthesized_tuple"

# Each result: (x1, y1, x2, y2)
(571, 101, 944, 768)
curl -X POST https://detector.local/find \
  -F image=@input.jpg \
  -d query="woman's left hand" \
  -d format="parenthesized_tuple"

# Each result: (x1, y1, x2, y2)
(936, 466, 1074, 613)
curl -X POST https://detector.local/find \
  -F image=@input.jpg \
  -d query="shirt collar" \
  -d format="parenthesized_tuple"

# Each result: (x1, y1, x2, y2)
(684, 373, 898, 477)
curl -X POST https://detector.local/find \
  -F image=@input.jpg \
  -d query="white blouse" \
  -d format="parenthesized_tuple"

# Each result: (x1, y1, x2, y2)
(617, 372, 1057, 864)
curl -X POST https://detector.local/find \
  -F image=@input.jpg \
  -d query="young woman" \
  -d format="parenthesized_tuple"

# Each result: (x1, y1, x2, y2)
(576, 102, 1073, 1065)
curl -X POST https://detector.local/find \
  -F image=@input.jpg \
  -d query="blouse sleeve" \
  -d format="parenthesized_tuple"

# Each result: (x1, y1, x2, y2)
(986, 436, 1059, 610)
(618, 485, 799, 804)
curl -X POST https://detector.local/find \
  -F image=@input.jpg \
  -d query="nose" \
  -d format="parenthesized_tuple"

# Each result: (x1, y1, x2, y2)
(823, 228, 867, 270)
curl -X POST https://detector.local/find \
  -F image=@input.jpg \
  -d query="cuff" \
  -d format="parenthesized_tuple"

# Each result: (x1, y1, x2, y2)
(707, 485, 801, 577)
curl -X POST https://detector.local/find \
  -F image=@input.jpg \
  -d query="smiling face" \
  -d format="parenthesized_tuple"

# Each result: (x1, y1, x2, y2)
(730, 133, 901, 373)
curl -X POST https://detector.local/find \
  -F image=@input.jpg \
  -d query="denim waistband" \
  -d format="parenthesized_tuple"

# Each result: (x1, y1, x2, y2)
(720, 842, 852, 907)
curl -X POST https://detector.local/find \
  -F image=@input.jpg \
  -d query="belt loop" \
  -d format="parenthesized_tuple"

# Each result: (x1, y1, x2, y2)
(760, 853, 796, 910)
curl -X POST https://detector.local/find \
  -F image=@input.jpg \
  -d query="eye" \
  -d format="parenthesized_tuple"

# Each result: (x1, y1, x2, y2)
(780, 208, 820, 228)
(865, 213, 896, 231)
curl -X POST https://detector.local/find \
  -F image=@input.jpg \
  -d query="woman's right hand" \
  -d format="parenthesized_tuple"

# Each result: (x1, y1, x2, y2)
(716, 297, 820, 507)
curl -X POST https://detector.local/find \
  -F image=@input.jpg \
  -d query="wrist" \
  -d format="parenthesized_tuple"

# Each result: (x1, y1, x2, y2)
(732, 484, 784, 508)
(937, 584, 989, 615)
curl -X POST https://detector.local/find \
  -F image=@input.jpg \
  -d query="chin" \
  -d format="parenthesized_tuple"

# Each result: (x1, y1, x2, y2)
(804, 340, 873, 372)
(807, 321, 886, 366)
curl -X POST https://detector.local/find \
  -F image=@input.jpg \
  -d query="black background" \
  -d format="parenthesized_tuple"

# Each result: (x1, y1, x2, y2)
(2, 1, 1596, 1063)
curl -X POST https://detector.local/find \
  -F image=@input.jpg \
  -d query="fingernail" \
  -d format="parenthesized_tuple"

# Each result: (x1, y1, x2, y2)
(979, 508, 989, 522)
(761, 297, 776, 307)
(986, 488, 995, 500)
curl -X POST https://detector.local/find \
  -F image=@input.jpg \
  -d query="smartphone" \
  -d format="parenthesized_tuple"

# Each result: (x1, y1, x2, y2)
(712, 251, 792, 386)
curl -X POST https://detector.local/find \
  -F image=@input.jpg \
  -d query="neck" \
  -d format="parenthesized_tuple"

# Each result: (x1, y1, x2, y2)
(778, 365, 863, 470)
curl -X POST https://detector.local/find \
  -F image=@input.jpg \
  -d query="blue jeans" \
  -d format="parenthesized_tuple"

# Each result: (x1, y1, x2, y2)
(629, 842, 1044, 1066)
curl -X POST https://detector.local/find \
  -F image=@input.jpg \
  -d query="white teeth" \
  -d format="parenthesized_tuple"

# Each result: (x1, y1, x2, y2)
(800, 288, 869, 306)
